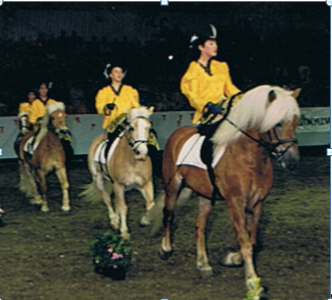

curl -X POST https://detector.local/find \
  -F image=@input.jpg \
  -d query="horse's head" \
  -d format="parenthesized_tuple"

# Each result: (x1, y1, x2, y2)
(126, 106, 154, 161)
(46, 102, 70, 138)
(212, 85, 301, 171)
(261, 88, 301, 171)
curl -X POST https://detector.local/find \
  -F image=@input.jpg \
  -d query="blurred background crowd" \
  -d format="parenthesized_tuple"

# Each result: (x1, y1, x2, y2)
(0, 2, 329, 116)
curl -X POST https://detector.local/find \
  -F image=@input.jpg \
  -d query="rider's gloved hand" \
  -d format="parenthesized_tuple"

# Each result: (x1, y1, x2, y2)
(106, 103, 116, 110)
(205, 102, 223, 115)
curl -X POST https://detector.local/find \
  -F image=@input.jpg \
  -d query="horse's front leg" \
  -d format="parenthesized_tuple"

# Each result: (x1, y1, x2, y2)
(246, 200, 263, 247)
(138, 179, 155, 226)
(95, 174, 119, 229)
(226, 196, 260, 290)
(196, 196, 213, 276)
(55, 167, 70, 212)
(35, 169, 49, 212)
(113, 181, 130, 240)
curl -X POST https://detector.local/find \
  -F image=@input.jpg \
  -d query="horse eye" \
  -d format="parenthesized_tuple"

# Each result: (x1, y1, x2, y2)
(275, 122, 282, 127)
(129, 126, 134, 131)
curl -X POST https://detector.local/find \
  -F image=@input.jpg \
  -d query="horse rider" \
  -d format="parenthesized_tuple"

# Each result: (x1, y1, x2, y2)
(14, 89, 37, 154)
(96, 62, 159, 156)
(18, 89, 36, 117)
(180, 24, 242, 168)
(29, 82, 58, 131)
(18, 89, 37, 131)
(181, 24, 242, 125)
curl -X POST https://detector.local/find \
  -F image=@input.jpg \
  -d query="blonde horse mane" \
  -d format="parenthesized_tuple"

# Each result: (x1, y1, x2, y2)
(127, 106, 154, 122)
(212, 85, 300, 146)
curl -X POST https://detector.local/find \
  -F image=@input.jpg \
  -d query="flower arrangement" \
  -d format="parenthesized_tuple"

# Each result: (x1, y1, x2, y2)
(90, 231, 132, 280)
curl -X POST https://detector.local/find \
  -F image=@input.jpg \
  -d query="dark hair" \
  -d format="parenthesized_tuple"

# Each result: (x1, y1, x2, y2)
(106, 63, 127, 75)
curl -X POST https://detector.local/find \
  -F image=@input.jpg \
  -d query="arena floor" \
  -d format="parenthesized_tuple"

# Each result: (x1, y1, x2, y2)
(0, 147, 329, 300)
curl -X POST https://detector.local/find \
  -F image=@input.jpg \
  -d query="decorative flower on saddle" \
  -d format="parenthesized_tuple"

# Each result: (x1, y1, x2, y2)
(90, 231, 132, 280)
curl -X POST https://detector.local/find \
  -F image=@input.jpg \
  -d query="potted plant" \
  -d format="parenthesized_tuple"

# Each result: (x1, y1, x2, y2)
(90, 231, 132, 280)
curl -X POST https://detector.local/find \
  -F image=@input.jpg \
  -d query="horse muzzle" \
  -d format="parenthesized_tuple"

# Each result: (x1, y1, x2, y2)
(279, 148, 300, 171)
(132, 140, 149, 161)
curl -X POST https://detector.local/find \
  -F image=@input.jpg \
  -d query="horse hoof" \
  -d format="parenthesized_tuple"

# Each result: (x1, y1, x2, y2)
(61, 207, 71, 213)
(110, 218, 120, 230)
(158, 248, 173, 260)
(246, 277, 264, 300)
(220, 249, 243, 267)
(139, 215, 151, 227)
(121, 231, 131, 240)
(41, 207, 50, 213)
(199, 267, 214, 278)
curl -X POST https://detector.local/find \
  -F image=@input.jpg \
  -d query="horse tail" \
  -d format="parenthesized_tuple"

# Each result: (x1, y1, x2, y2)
(146, 187, 193, 236)
(79, 180, 113, 204)
(145, 190, 166, 236)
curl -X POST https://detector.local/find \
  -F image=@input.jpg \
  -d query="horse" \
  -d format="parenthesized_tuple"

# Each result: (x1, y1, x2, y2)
(81, 106, 155, 240)
(146, 85, 301, 297)
(19, 102, 72, 212)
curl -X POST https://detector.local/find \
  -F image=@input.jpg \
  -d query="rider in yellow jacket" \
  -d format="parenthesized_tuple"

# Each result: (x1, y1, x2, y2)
(96, 63, 140, 132)
(29, 83, 57, 129)
(181, 24, 241, 124)
(96, 72, 140, 131)
(18, 90, 36, 115)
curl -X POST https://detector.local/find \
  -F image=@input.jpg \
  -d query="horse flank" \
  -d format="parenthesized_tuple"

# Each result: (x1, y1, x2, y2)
(212, 85, 300, 146)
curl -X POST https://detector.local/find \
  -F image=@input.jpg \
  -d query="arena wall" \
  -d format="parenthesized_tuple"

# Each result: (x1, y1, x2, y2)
(0, 108, 329, 159)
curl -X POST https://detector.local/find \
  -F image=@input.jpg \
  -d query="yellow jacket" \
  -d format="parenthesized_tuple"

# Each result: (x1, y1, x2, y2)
(29, 98, 57, 124)
(18, 102, 31, 114)
(181, 60, 240, 123)
(95, 84, 140, 129)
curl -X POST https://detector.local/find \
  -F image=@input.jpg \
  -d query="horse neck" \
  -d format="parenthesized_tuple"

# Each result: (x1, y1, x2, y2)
(225, 128, 270, 159)
(115, 134, 136, 161)
(34, 113, 50, 145)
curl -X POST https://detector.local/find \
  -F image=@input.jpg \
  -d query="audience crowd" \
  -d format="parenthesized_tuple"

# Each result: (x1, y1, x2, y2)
(0, 23, 329, 116)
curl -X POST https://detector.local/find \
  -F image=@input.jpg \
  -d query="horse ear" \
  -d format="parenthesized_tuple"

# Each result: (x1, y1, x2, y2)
(268, 90, 277, 102)
(148, 106, 155, 113)
(291, 88, 301, 99)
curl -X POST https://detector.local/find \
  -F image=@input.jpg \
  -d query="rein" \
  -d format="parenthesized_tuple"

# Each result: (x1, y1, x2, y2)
(224, 117, 298, 161)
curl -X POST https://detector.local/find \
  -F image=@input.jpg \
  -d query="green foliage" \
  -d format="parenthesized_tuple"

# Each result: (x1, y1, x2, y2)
(90, 231, 132, 275)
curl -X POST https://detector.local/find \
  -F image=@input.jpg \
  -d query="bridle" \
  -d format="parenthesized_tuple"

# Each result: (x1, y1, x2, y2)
(124, 116, 151, 154)
(225, 118, 298, 161)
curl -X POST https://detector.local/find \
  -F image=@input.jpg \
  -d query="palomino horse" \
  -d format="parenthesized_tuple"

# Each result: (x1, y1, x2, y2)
(19, 102, 71, 212)
(147, 85, 301, 296)
(81, 106, 155, 239)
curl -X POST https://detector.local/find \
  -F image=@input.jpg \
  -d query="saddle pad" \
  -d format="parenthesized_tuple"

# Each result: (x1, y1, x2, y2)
(23, 136, 39, 155)
(94, 137, 120, 165)
(176, 134, 226, 170)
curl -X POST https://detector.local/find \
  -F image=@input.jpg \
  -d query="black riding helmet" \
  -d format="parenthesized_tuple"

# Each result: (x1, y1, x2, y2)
(103, 62, 127, 79)
(189, 24, 217, 48)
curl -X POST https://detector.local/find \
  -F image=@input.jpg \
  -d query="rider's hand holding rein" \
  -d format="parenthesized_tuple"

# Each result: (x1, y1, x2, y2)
(104, 103, 116, 116)
(204, 101, 224, 115)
